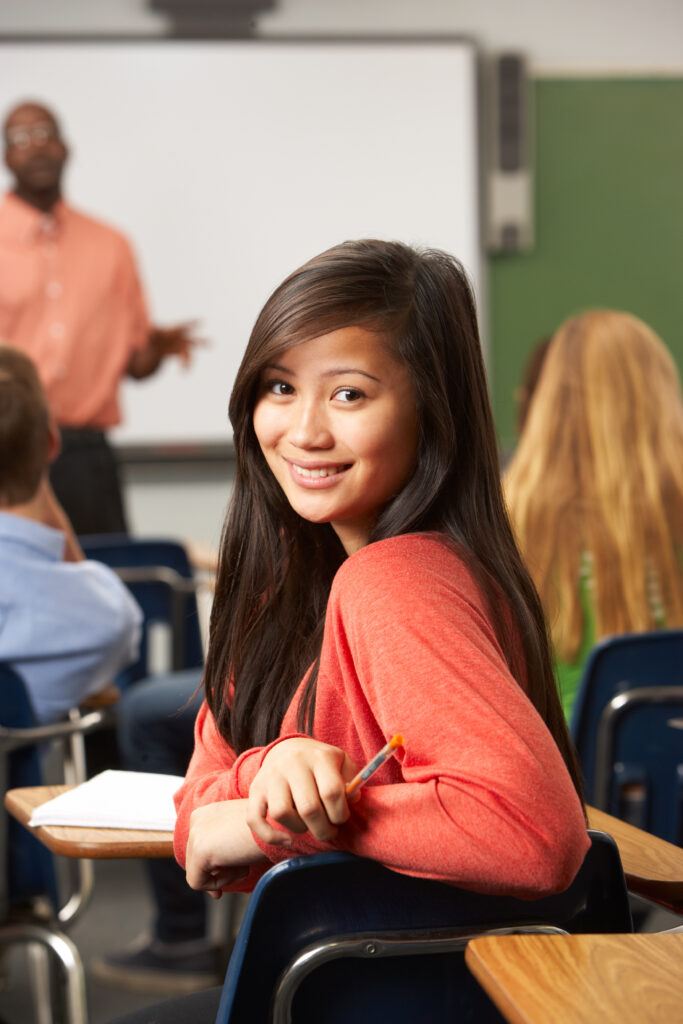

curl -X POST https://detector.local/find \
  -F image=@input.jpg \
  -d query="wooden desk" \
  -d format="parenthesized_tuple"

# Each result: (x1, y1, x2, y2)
(4, 785, 173, 859)
(465, 932, 683, 1024)
(5, 787, 683, 908)
(586, 806, 683, 913)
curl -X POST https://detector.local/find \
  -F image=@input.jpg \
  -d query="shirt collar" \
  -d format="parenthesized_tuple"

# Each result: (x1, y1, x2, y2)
(0, 511, 66, 561)
(0, 191, 67, 243)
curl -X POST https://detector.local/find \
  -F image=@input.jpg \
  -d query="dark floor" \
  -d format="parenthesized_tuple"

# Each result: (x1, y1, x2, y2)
(0, 857, 242, 1024)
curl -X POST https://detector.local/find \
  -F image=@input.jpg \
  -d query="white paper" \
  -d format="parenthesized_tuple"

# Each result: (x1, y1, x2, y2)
(29, 770, 184, 831)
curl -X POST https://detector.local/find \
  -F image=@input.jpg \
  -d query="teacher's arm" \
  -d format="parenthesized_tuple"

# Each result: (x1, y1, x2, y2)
(126, 320, 203, 379)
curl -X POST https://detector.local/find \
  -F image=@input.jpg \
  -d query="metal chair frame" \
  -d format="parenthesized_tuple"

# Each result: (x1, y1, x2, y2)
(79, 535, 206, 685)
(1, 664, 110, 1024)
(571, 630, 683, 844)
(271, 924, 568, 1024)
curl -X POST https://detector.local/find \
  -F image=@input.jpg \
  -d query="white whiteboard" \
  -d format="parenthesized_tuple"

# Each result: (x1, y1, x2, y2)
(0, 39, 482, 446)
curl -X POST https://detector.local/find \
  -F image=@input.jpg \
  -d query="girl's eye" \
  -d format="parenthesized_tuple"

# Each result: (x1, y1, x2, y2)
(335, 387, 364, 403)
(265, 379, 294, 396)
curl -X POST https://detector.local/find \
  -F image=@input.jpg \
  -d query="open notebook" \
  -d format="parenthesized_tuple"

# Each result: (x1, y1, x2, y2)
(29, 770, 185, 831)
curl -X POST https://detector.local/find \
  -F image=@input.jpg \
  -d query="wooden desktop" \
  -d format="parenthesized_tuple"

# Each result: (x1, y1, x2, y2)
(466, 931, 683, 1024)
(4, 784, 173, 859)
(4, 787, 683, 913)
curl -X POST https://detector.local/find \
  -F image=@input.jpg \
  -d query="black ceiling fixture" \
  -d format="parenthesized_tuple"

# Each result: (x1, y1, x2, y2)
(148, 0, 277, 38)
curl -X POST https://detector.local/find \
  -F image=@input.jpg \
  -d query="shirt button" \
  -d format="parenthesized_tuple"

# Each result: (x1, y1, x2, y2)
(49, 322, 66, 340)
(46, 280, 62, 299)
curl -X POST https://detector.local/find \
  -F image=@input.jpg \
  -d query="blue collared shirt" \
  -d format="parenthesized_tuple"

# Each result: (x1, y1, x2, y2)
(0, 512, 142, 723)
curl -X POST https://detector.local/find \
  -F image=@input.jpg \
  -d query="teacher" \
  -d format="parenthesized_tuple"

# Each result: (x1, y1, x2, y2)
(0, 100, 200, 534)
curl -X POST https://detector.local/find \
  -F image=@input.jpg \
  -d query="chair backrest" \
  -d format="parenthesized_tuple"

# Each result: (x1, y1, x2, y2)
(0, 662, 59, 916)
(215, 833, 632, 1024)
(570, 630, 683, 844)
(80, 534, 204, 687)
(1, 662, 93, 1023)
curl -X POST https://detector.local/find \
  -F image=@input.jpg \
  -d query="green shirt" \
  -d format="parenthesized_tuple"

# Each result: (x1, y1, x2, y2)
(554, 552, 669, 723)
(554, 560, 596, 723)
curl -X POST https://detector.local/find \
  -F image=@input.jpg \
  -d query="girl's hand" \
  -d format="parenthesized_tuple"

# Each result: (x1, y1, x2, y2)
(247, 738, 360, 845)
(185, 799, 265, 898)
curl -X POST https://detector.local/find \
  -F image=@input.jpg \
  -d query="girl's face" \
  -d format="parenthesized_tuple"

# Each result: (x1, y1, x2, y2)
(253, 326, 419, 555)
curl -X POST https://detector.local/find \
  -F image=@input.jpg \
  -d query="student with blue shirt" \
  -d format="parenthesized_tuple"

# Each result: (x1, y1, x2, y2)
(0, 342, 142, 723)
(0, 342, 221, 992)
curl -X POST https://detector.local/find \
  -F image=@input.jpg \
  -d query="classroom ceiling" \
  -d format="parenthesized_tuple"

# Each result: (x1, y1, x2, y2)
(0, 0, 682, 76)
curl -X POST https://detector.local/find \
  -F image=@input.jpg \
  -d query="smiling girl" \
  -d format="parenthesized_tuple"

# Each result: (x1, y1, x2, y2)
(166, 239, 588, 914)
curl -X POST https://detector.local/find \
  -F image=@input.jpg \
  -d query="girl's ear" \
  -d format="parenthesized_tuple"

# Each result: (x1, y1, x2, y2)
(46, 418, 61, 463)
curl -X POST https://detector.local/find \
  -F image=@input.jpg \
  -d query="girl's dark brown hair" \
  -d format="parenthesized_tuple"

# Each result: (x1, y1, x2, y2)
(205, 239, 584, 802)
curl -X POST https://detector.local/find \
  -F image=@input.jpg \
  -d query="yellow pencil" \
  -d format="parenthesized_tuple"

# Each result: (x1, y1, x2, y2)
(345, 733, 405, 796)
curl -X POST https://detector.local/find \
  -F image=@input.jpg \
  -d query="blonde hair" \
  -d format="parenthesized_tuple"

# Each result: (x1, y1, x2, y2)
(504, 310, 683, 662)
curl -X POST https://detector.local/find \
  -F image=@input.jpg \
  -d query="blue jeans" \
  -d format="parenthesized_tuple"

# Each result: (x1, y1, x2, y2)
(117, 670, 205, 944)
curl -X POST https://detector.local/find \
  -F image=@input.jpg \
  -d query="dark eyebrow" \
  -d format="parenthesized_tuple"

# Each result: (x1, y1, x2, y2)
(262, 363, 381, 383)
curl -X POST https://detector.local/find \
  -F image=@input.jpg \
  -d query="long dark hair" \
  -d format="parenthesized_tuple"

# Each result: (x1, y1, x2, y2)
(205, 239, 584, 801)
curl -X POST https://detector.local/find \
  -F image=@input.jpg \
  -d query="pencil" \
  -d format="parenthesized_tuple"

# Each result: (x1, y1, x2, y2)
(345, 733, 405, 796)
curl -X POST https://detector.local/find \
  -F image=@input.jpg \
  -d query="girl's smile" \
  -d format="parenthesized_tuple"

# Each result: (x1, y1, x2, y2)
(253, 325, 419, 554)
(287, 459, 352, 485)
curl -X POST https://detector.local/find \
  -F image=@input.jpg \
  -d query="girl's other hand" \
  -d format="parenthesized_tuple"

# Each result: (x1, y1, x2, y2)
(247, 738, 360, 845)
(185, 799, 264, 898)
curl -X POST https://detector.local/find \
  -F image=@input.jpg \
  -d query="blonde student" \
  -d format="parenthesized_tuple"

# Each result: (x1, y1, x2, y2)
(505, 310, 683, 719)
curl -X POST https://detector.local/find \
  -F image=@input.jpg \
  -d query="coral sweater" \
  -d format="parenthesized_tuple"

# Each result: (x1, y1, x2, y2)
(174, 534, 589, 898)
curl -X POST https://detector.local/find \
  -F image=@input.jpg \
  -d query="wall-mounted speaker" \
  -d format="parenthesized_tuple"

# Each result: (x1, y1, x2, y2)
(484, 53, 534, 253)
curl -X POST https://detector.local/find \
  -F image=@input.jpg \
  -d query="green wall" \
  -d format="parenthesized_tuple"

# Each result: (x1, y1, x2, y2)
(490, 78, 683, 455)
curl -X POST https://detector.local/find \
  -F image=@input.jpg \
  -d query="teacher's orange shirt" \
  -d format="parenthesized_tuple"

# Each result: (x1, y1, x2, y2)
(0, 192, 148, 428)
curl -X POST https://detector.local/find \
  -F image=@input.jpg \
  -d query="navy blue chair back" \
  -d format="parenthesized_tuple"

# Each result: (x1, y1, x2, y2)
(215, 835, 631, 1024)
(0, 663, 59, 913)
(1, 662, 94, 1022)
(570, 630, 683, 844)
(80, 534, 204, 688)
